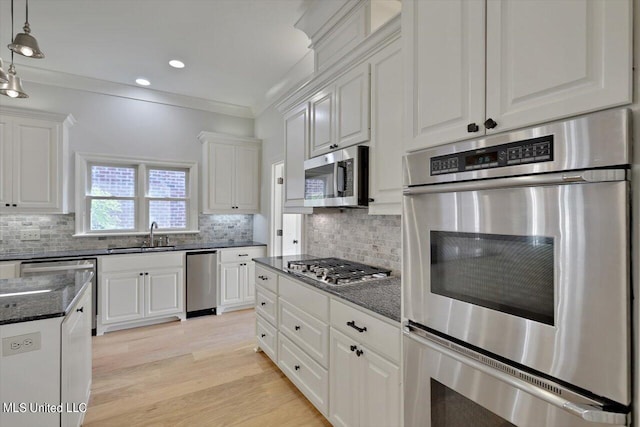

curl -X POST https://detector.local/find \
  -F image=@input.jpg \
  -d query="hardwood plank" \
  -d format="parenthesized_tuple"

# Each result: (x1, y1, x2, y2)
(84, 309, 331, 426)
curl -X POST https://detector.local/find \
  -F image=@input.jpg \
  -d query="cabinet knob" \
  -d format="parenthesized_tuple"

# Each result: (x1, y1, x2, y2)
(294, 365, 300, 371)
(356, 349, 364, 357)
(260, 333, 266, 338)
(484, 118, 498, 129)
(139, 273, 144, 276)
(4, 204, 9, 207)
(292, 240, 298, 244)
(294, 325, 301, 331)
(260, 302, 266, 306)
(76, 306, 84, 313)
(350, 345, 357, 352)
(467, 122, 480, 133)
(12, 204, 17, 207)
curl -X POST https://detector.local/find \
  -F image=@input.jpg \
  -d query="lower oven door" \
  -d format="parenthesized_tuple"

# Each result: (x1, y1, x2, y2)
(403, 171, 630, 405)
(404, 328, 629, 427)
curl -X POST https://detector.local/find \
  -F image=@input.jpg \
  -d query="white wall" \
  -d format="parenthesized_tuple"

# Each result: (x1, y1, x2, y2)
(0, 82, 254, 211)
(253, 104, 286, 244)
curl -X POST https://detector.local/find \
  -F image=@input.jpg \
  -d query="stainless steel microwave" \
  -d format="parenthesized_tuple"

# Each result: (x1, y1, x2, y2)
(303, 145, 369, 208)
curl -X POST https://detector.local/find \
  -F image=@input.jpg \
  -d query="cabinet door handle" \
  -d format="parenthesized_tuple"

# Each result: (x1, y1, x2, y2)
(260, 333, 266, 338)
(294, 365, 300, 371)
(484, 118, 498, 129)
(4, 204, 9, 207)
(350, 345, 357, 352)
(356, 349, 364, 357)
(260, 302, 266, 306)
(467, 122, 480, 133)
(294, 325, 301, 331)
(76, 307, 84, 313)
(368, 198, 375, 203)
(12, 204, 17, 207)
(347, 320, 367, 333)
(139, 272, 144, 276)
(144, 272, 149, 275)
(292, 240, 298, 244)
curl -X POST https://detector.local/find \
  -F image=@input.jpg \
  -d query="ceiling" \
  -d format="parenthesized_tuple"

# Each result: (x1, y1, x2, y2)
(0, 0, 313, 113)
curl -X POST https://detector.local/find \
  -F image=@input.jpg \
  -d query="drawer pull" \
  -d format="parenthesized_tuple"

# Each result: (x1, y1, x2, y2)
(347, 320, 367, 333)
(76, 307, 84, 313)
(356, 349, 364, 357)
(238, 254, 249, 257)
(294, 365, 300, 371)
(294, 325, 301, 331)
(260, 333, 266, 338)
(350, 345, 357, 352)
(260, 302, 266, 306)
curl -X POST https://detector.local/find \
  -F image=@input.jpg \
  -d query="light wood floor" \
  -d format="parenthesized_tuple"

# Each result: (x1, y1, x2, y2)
(84, 309, 331, 427)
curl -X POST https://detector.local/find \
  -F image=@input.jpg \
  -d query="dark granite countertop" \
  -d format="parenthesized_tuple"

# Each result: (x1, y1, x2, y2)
(0, 270, 93, 325)
(254, 255, 401, 322)
(0, 241, 266, 262)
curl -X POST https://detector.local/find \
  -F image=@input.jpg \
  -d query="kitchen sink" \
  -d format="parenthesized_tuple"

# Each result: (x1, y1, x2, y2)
(107, 246, 176, 254)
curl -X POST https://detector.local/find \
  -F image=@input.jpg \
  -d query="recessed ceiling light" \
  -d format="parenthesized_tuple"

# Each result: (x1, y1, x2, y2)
(135, 78, 151, 86)
(169, 60, 185, 69)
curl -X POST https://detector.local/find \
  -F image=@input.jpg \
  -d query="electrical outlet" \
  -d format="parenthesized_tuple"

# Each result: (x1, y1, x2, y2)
(20, 228, 40, 241)
(2, 332, 41, 356)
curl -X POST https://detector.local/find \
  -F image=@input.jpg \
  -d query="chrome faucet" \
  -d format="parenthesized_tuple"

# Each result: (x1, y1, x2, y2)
(149, 221, 158, 247)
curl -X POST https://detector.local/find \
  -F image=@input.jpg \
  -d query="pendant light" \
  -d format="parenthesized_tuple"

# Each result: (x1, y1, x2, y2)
(8, 0, 44, 58)
(1, 0, 28, 98)
(0, 58, 9, 84)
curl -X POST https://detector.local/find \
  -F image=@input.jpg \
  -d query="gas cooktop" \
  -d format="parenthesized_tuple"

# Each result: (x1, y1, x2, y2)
(287, 257, 391, 285)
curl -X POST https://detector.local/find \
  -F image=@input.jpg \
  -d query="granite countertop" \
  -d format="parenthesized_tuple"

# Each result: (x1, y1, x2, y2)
(0, 241, 266, 262)
(0, 270, 93, 325)
(254, 255, 401, 322)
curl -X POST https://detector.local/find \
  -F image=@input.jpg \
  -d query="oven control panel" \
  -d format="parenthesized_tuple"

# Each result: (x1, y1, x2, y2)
(430, 135, 554, 175)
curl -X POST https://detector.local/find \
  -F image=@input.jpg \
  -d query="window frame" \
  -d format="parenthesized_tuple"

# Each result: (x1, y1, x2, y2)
(75, 152, 199, 236)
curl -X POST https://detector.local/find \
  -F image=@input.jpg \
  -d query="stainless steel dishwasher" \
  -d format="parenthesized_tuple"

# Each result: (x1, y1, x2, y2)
(186, 251, 218, 318)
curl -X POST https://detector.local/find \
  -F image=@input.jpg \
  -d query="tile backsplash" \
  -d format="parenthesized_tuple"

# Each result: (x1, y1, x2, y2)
(305, 209, 401, 275)
(0, 214, 253, 254)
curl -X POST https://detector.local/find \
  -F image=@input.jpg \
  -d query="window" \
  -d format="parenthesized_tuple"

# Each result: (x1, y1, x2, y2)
(76, 153, 198, 236)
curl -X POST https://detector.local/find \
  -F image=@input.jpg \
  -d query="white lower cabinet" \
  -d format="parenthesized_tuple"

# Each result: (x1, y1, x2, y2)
(98, 252, 185, 335)
(254, 265, 401, 425)
(218, 246, 266, 313)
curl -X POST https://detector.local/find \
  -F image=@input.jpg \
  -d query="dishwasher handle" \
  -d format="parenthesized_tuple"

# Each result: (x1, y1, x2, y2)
(21, 263, 95, 274)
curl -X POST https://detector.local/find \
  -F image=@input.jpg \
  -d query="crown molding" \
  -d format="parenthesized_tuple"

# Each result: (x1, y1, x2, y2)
(14, 65, 255, 119)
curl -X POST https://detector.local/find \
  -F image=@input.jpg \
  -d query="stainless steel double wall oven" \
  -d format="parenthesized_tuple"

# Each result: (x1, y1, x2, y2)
(403, 109, 632, 426)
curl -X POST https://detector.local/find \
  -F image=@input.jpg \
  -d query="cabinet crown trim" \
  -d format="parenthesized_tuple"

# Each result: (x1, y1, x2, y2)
(198, 131, 261, 145)
(0, 106, 75, 126)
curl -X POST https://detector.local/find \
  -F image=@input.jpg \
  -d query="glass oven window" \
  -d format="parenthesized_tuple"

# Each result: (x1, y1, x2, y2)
(305, 163, 335, 200)
(430, 231, 554, 325)
(431, 379, 515, 427)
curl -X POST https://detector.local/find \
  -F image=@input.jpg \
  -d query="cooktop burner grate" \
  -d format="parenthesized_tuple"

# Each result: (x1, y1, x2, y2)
(287, 257, 391, 285)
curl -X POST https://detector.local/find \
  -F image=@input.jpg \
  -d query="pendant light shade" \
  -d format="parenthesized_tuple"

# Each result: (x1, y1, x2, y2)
(0, 63, 28, 98)
(7, 0, 44, 59)
(8, 23, 44, 58)
(0, 58, 9, 84)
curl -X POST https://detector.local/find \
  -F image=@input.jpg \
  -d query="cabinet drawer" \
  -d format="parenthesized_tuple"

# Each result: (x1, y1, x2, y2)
(0, 261, 20, 279)
(219, 246, 265, 263)
(279, 298, 329, 368)
(330, 299, 400, 363)
(255, 265, 278, 293)
(278, 332, 329, 416)
(100, 251, 184, 272)
(256, 315, 277, 363)
(256, 285, 277, 326)
(279, 276, 329, 322)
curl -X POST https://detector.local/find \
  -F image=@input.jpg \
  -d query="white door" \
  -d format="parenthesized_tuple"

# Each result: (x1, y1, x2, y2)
(220, 263, 243, 306)
(335, 62, 370, 148)
(207, 143, 235, 211)
(358, 345, 400, 427)
(284, 103, 309, 208)
(403, 0, 485, 152)
(330, 329, 359, 427)
(310, 88, 335, 157)
(0, 117, 12, 209)
(234, 145, 260, 211)
(145, 268, 183, 317)
(369, 38, 403, 215)
(12, 118, 60, 210)
(485, 0, 632, 133)
(101, 272, 145, 324)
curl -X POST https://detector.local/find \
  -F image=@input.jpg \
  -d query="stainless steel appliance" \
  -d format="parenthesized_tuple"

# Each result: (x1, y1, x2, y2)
(287, 257, 391, 285)
(186, 251, 218, 317)
(403, 109, 631, 425)
(303, 146, 369, 208)
(21, 258, 98, 334)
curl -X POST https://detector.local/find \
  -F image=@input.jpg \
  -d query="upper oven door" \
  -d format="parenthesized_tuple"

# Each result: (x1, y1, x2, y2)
(403, 171, 630, 405)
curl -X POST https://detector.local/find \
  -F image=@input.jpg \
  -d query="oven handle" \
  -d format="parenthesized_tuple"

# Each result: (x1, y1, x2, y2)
(403, 169, 627, 195)
(404, 327, 629, 425)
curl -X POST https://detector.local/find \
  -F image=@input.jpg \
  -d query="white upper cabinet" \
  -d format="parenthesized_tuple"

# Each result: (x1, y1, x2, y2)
(368, 38, 403, 215)
(199, 132, 261, 214)
(0, 108, 75, 213)
(309, 63, 371, 158)
(284, 103, 311, 210)
(403, 0, 632, 152)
